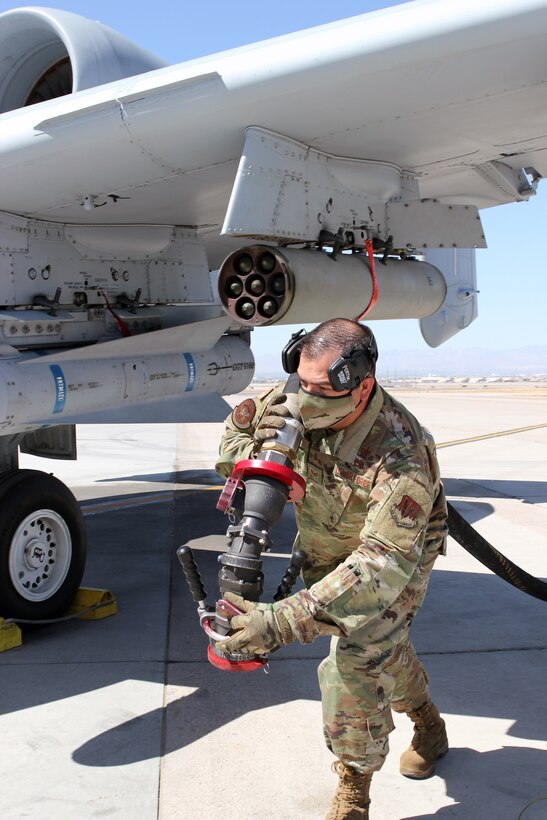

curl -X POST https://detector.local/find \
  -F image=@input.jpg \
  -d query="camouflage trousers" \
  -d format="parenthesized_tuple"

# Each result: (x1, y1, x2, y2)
(318, 636, 430, 773)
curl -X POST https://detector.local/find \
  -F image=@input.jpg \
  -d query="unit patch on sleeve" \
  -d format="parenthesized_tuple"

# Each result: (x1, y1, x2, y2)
(390, 495, 422, 529)
(365, 475, 433, 553)
(232, 398, 257, 429)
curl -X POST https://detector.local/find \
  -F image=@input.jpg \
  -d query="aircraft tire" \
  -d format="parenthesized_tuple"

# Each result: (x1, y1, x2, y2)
(0, 469, 87, 620)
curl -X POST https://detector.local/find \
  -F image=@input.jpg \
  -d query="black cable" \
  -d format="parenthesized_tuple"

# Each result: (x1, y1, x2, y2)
(447, 502, 547, 602)
(517, 796, 547, 819)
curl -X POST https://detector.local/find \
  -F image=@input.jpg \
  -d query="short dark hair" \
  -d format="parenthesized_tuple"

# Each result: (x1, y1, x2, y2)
(300, 319, 377, 375)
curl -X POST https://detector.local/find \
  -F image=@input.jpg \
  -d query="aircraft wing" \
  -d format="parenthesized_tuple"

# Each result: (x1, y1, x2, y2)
(0, 0, 545, 268)
(0, 0, 543, 444)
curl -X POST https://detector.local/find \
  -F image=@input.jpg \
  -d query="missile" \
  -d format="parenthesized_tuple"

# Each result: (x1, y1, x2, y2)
(218, 245, 447, 326)
(0, 332, 253, 434)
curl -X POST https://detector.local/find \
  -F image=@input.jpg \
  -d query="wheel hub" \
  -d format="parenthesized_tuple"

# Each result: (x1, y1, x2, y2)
(9, 509, 72, 602)
(24, 537, 49, 571)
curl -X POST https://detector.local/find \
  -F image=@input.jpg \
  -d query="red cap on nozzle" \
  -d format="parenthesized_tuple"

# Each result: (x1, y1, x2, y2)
(207, 645, 267, 672)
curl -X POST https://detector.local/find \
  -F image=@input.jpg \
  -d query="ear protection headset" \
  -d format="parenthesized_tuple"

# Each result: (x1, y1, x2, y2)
(282, 326, 378, 392)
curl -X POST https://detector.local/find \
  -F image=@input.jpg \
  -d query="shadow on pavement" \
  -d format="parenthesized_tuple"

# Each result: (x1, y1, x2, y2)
(1, 483, 545, 820)
(96, 469, 223, 485)
(443, 477, 547, 504)
(400, 747, 547, 819)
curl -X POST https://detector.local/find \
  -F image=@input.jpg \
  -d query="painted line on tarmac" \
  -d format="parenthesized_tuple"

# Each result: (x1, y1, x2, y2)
(437, 422, 547, 449)
(81, 492, 172, 516)
(80, 485, 222, 516)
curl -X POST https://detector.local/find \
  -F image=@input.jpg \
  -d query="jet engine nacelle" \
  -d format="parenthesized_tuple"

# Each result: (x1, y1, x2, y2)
(218, 245, 447, 327)
(0, 7, 166, 114)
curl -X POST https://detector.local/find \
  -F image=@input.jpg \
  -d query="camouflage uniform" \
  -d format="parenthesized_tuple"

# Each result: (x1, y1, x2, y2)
(216, 382, 447, 774)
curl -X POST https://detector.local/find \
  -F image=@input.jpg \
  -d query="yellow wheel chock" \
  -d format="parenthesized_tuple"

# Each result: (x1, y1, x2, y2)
(0, 618, 22, 652)
(0, 587, 117, 652)
(66, 587, 118, 620)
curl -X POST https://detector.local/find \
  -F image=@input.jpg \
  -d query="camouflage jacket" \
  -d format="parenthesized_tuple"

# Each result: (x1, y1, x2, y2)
(216, 382, 448, 641)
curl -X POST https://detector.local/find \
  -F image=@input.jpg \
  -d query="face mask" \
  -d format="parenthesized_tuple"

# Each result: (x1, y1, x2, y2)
(298, 388, 358, 430)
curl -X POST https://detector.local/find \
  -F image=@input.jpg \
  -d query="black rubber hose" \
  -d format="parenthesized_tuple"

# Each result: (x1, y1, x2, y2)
(447, 502, 547, 602)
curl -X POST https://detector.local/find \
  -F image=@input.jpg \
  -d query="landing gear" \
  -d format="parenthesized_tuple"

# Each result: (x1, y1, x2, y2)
(0, 470, 86, 620)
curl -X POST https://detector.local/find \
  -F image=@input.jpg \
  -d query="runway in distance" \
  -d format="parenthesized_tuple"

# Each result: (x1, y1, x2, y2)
(0, 0, 546, 619)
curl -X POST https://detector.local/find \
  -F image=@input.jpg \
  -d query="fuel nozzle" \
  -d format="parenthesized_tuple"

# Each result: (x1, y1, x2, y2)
(177, 545, 269, 672)
(178, 374, 307, 671)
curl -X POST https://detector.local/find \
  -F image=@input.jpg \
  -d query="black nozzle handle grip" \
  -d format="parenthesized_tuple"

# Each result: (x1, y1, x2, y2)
(273, 549, 308, 601)
(177, 545, 208, 604)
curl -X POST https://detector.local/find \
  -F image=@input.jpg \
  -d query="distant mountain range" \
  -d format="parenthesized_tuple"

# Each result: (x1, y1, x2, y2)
(254, 345, 547, 378)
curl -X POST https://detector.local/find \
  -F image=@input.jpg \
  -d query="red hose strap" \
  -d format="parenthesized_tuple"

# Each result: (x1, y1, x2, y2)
(355, 239, 378, 320)
(99, 290, 132, 338)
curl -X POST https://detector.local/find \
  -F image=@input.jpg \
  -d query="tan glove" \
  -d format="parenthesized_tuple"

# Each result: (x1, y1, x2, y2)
(215, 590, 319, 656)
(255, 394, 291, 443)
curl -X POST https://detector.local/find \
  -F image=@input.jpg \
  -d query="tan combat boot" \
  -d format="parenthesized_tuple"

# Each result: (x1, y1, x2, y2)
(400, 700, 448, 779)
(326, 761, 372, 819)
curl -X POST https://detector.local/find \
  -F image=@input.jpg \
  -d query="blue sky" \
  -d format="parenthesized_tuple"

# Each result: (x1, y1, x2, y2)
(0, 0, 545, 361)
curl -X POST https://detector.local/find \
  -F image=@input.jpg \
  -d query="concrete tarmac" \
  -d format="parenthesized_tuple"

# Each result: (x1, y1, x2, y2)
(1, 387, 546, 819)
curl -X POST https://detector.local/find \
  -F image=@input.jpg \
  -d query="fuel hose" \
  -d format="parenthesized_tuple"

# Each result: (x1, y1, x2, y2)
(447, 502, 547, 602)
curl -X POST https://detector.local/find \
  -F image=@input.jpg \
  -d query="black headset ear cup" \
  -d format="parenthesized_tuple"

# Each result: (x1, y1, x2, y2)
(282, 328, 307, 373)
(327, 328, 378, 390)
